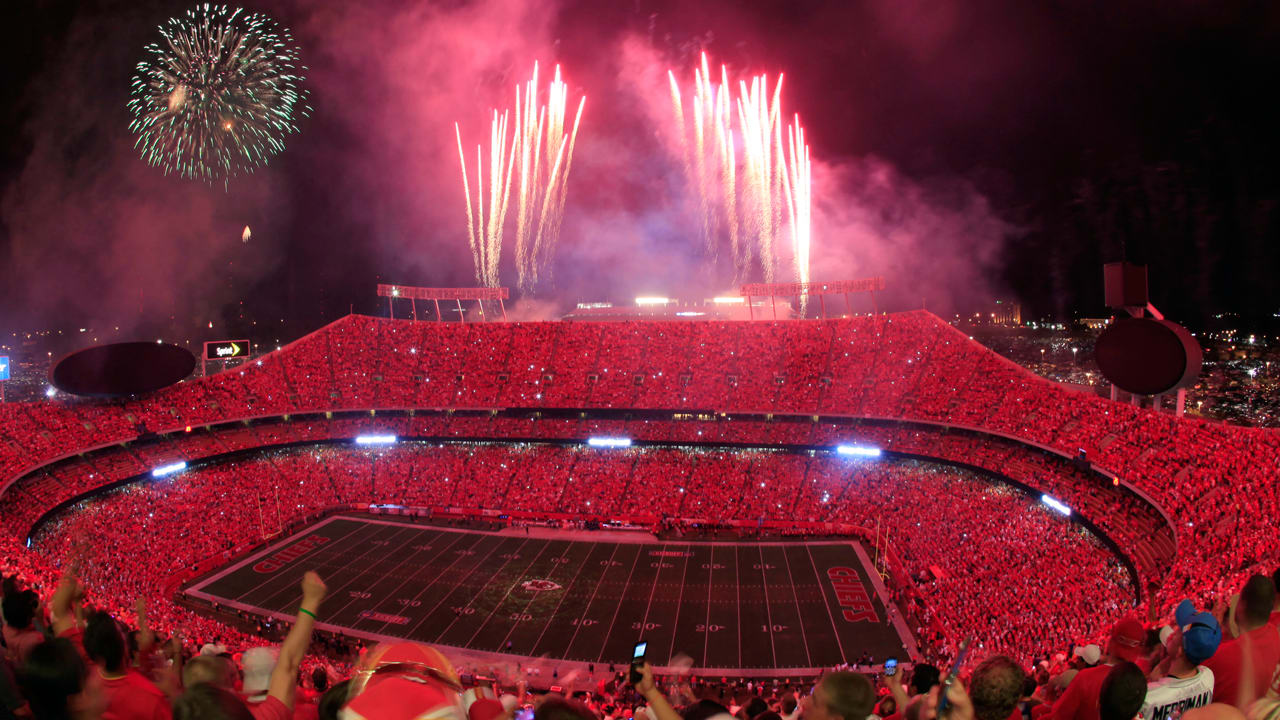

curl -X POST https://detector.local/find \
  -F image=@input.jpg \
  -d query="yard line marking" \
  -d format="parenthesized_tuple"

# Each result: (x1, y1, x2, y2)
(780, 546, 812, 668)
(495, 541, 576, 653)
(758, 545, 778, 667)
(596, 545, 645, 663)
(220, 517, 372, 602)
(311, 525, 426, 617)
(805, 544, 847, 663)
(636, 543, 670, 640)
(465, 539, 553, 647)
(362, 529, 470, 636)
(734, 546, 742, 667)
(406, 535, 522, 640)
(702, 545, 716, 666)
(252, 522, 414, 611)
(667, 544, 694, 663)
(562, 543, 621, 657)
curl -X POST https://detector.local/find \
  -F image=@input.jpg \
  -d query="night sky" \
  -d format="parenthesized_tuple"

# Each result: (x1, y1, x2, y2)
(2, 0, 1278, 344)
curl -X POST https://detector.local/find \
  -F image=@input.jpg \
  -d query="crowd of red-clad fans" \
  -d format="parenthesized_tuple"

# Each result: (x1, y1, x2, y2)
(0, 312, 1268, 599)
(9, 447, 1130, 667)
(0, 313, 1279, 720)
(2, 495, 1279, 720)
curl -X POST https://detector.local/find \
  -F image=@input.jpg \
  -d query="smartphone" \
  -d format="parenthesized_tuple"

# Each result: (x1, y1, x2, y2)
(629, 640, 648, 684)
(516, 709, 534, 720)
(884, 658, 898, 677)
(936, 638, 972, 718)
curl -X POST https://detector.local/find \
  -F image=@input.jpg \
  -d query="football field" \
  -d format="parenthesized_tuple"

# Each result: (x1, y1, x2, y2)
(186, 515, 913, 673)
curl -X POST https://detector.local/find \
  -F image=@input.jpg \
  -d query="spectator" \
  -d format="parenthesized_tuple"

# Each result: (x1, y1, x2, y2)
(2, 588, 43, 666)
(1047, 618, 1146, 720)
(801, 672, 876, 720)
(174, 683, 255, 720)
(20, 638, 96, 720)
(1140, 601, 1219, 720)
(967, 656, 1025, 720)
(1202, 576, 1280, 710)
(1097, 664, 1145, 720)
(240, 648, 278, 705)
(81, 609, 171, 720)
(183, 657, 236, 691)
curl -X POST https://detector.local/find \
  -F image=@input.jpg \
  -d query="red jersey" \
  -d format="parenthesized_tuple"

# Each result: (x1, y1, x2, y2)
(1045, 664, 1113, 720)
(100, 669, 171, 720)
(1202, 623, 1280, 709)
(250, 696, 292, 720)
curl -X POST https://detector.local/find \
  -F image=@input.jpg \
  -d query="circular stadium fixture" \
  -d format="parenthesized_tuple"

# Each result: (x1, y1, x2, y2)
(51, 342, 196, 397)
(1095, 317, 1202, 396)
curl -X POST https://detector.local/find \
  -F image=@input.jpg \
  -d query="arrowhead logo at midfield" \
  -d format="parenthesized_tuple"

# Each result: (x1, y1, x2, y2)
(521, 579, 563, 592)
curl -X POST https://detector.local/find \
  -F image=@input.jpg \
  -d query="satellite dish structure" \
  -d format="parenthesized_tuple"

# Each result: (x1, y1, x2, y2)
(1096, 317, 1202, 396)
(51, 342, 196, 397)
(1095, 262, 1202, 405)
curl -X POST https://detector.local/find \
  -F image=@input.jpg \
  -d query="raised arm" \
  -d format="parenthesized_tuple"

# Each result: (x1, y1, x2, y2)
(633, 663, 681, 720)
(49, 563, 83, 636)
(268, 572, 328, 709)
(136, 597, 155, 653)
(886, 666, 911, 714)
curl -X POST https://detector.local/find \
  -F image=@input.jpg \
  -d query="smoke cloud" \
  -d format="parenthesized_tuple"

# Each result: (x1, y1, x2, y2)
(1, 0, 1017, 343)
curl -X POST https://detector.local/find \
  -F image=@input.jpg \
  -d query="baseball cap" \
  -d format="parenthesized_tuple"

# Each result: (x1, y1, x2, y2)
(1174, 600, 1222, 665)
(1073, 644, 1102, 665)
(341, 642, 465, 720)
(1107, 617, 1147, 663)
(241, 647, 278, 694)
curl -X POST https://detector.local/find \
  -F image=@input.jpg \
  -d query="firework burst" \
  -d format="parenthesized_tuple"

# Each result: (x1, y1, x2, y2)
(128, 4, 310, 186)
(457, 63, 585, 290)
(669, 54, 812, 295)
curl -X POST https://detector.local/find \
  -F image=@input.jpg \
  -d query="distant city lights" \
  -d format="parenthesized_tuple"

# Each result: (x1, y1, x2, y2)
(151, 461, 187, 478)
(354, 434, 397, 445)
(836, 444, 882, 458)
(587, 437, 632, 448)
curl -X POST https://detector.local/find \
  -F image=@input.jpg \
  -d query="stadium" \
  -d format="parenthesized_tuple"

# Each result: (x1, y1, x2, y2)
(3, 309, 1274, 673)
(2, 3, 1279, 720)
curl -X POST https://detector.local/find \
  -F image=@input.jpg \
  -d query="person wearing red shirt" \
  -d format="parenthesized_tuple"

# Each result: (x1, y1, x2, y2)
(1046, 618, 1148, 720)
(174, 572, 328, 720)
(1, 588, 44, 666)
(967, 656, 1026, 720)
(1097, 664, 1145, 720)
(1202, 575, 1280, 710)
(81, 609, 171, 720)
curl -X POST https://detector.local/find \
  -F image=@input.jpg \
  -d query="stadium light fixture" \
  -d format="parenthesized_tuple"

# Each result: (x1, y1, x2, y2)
(587, 437, 632, 448)
(1041, 495, 1072, 516)
(355, 434, 398, 445)
(151, 461, 188, 478)
(635, 297, 671, 306)
(836, 444, 882, 458)
(712, 296, 745, 304)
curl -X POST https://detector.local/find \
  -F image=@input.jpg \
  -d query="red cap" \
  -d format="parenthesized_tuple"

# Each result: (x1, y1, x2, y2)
(1108, 617, 1146, 662)
(342, 642, 464, 720)
(469, 699, 506, 720)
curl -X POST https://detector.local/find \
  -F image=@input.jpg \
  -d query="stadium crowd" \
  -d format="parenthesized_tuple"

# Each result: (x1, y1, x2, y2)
(8, 445, 1129, 672)
(1, 313, 1279, 719)
(3, 553, 1279, 720)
